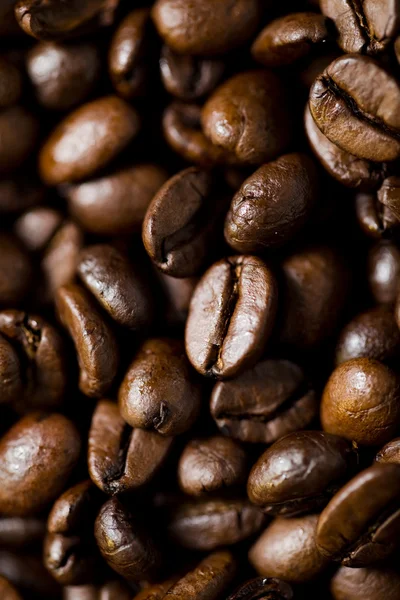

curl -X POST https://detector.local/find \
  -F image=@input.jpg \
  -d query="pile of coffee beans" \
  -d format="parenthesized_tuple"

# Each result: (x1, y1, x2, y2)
(2, 0, 400, 598)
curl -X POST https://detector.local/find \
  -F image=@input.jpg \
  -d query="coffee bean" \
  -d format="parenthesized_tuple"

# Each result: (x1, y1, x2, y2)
(15, 0, 119, 40)
(0, 550, 60, 598)
(305, 105, 387, 190)
(331, 565, 400, 600)
(77, 244, 154, 329)
(335, 306, 400, 364)
(119, 338, 201, 436)
(162, 102, 234, 166)
(167, 498, 264, 550)
(355, 191, 399, 238)
(66, 164, 168, 235)
(309, 55, 400, 162)
(247, 431, 357, 516)
(317, 463, 400, 566)
(160, 45, 224, 101)
(27, 41, 100, 111)
(152, 0, 262, 55)
(15, 207, 63, 252)
(279, 245, 348, 349)
(39, 96, 140, 184)
(321, 358, 400, 446)
(143, 167, 227, 277)
(94, 497, 161, 581)
(178, 436, 247, 496)
(249, 514, 329, 583)
(88, 400, 173, 495)
(252, 12, 330, 67)
(0, 517, 45, 549)
(227, 577, 294, 600)
(56, 283, 119, 398)
(0, 309, 67, 411)
(202, 71, 292, 165)
(0, 575, 21, 600)
(44, 480, 102, 585)
(0, 412, 81, 516)
(224, 153, 319, 252)
(376, 437, 400, 463)
(210, 358, 317, 444)
(320, 0, 399, 55)
(368, 240, 400, 304)
(0, 334, 22, 406)
(64, 580, 132, 600)
(186, 256, 278, 379)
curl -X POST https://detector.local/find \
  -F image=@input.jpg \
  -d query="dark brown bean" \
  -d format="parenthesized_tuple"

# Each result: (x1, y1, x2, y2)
(368, 240, 400, 304)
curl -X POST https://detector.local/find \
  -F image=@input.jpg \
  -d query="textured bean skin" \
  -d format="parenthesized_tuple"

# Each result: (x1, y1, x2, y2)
(316, 463, 400, 567)
(224, 153, 319, 252)
(151, 0, 262, 56)
(202, 71, 292, 166)
(247, 431, 356, 516)
(331, 566, 400, 600)
(0, 413, 81, 516)
(210, 359, 317, 444)
(39, 96, 140, 184)
(249, 515, 329, 584)
(185, 256, 278, 379)
(321, 358, 400, 446)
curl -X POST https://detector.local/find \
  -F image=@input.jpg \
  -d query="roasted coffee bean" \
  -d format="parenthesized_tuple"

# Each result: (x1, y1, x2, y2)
(119, 338, 201, 436)
(202, 71, 291, 166)
(368, 240, 400, 304)
(77, 244, 154, 329)
(160, 45, 224, 101)
(309, 55, 400, 162)
(152, 0, 262, 55)
(331, 565, 400, 600)
(210, 358, 318, 444)
(227, 577, 294, 600)
(0, 309, 67, 411)
(42, 221, 84, 301)
(247, 431, 357, 516)
(355, 191, 399, 238)
(15, 0, 119, 40)
(0, 575, 21, 600)
(94, 497, 161, 581)
(0, 550, 60, 598)
(133, 551, 236, 600)
(186, 256, 278, 379)
(0, 334, 22, 405)
(178, 436, 247, 497)
(27, 41, 100, 111)
(0, 235, 32, 307)
(66, 164, 167, 235)
(162, 102, 234, 166)
(252, 12, 330, 67)
(316, 463, 400, 566)
(0, 517, 45, 549)
(56, 283, 119, 398)
(0, 412, 81, 516)
(279, 245, 348, 349)
(88, 400, 173, 495)
(305, 105, 387, 190)
(376, 437, 400, 463)
(335, 306, 400, 364)
(378, 176, 400, 224)
(109, 8, 154, 99)
(0, 107, 39, 175)
(44, 480, 101, 585)
(143, 167, 227, 277)
(15, 207, 63, 252)
(158, 273, 198, 327)
(224, 153, 319, 252)
(0, 57, 22, 108)
(39, 96, 140, 185)
(322, 358, 400, 446)
(167, 498, 264, 550)
(320, 0, 399, 55)
(249, 514, 329, 583)
(64, 580, 132, 600)
(0, 177, 44, 215)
